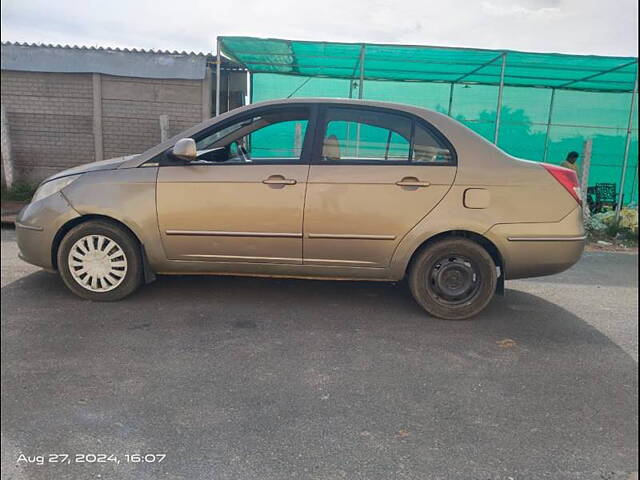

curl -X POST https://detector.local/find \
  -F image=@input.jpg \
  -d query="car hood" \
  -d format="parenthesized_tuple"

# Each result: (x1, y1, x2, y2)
(41, 155, 139, 184)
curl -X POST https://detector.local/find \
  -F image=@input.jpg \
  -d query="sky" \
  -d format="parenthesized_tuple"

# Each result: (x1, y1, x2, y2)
(1, 0, 638, 57)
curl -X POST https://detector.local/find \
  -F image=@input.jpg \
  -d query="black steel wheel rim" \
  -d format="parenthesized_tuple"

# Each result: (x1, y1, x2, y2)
(426, 255, 482, 306)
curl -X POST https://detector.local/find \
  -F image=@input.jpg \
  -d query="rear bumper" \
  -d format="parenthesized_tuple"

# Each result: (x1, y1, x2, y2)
(487, 207, 585, 280)
(15, 192, 80, 270)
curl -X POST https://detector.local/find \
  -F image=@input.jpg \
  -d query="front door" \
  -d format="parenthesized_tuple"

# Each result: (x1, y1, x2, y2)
(303, 106, 457, 267)
(157, 105, 313, 264)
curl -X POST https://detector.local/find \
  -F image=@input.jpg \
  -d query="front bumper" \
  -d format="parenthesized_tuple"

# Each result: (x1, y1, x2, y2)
(15, 192, 80, 271)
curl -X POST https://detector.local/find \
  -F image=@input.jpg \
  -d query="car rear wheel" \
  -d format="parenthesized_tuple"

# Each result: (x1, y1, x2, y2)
(57, 220, 143, 301)
(408, 238, 497, 320)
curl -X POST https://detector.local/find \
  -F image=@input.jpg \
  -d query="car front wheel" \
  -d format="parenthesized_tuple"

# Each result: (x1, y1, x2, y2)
(408, 238, 497, 320)
(57, 220, 143, 301)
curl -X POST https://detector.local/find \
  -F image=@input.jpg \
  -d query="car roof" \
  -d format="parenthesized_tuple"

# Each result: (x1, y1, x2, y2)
(244, 97, 436, 116)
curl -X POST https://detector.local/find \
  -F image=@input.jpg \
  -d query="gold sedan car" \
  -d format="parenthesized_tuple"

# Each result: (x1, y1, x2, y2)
(16, 99, 585, 319)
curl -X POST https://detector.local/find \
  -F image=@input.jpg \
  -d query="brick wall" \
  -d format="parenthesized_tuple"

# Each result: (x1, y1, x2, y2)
(1, 70, 209, 184)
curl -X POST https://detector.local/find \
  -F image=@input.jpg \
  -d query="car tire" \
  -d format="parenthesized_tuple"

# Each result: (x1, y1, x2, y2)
(408, 238, 497, 320)
(57, 220, 143, 301)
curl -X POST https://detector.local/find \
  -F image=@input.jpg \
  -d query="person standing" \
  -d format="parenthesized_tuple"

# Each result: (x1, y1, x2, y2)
(561, 151, 579, 173)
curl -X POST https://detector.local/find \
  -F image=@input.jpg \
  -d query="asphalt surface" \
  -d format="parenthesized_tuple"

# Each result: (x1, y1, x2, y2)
(1, 227, 638, 480)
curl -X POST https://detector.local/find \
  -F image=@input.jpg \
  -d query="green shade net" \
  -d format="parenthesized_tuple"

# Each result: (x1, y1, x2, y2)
(250, 120, 307, 159)
(221, 36, 639, 205)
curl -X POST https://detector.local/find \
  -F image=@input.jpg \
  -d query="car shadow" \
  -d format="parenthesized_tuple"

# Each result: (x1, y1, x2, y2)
(1, 271, 638, 479)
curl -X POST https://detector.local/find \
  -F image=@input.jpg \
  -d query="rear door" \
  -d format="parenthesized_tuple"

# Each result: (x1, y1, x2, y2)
(303, 106, 457, 267)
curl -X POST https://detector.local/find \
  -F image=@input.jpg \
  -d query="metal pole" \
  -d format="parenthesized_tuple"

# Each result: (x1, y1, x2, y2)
(215, 37, 221, 116)
(344, 61, 359, 151)
(294, 122, 303, 157)
(227, 69, 230, 112)
(542, 88, 556, 163)
(581, 139, 592, 221)
(493, 53, 506, 145)
(630, 160, 639, 206)
(447, 83, 454, 116)
(246, 71, 251, 106)
(615, 67, 638, 221)
(346, 80, 354, 151)
(357, 44, 366, 99)
(355, 44, 366, 158)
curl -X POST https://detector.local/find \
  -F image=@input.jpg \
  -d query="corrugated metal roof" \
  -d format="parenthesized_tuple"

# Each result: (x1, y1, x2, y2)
(2, 41, 210, 56)
(0, 42, 221, 79)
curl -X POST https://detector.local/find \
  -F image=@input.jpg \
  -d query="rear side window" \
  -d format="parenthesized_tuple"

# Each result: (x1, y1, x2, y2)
(412, 123, 453, 164)
(319, 107, 454, 165)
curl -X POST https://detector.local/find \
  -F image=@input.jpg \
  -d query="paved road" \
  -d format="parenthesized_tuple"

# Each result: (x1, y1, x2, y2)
(1, 227, 638, 479)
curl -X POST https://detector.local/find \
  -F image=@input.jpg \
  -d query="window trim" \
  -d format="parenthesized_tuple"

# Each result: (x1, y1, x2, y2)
(311, 104, 457, 167)
(157, 104, 319, 167)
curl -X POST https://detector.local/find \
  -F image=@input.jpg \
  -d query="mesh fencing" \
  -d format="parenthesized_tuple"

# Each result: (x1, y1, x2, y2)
(222, 37, 639, 205)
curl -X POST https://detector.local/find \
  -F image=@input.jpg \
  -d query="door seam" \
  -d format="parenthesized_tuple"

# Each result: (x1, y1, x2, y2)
(301, 163, 311, 263)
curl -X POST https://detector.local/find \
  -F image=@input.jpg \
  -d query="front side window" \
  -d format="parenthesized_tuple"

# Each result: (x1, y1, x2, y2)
(193, 107, 310, 164)
(319, 107, 453, 165)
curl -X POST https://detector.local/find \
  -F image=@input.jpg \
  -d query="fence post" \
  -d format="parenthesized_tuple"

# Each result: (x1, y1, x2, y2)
(202, 65, 213, 120)
(294, 122, 303, 157)
(0, 104, 14, 189)
(355, 44, 366, 158)
(92, 73, 104, 162)
(542, 88, 556, 163)
(159, 115, 170, 142)
(581, 139, 592, 221)
(615, 68, 638, 221)
(493, 53, 507, 145)
(215, 37, 222, 116)
(357, 44, 366, 99)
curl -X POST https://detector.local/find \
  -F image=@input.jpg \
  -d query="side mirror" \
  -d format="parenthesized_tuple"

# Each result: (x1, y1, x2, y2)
(172, 138, 197, 161)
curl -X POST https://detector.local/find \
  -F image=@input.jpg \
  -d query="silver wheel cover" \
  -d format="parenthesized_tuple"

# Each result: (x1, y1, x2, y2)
(68, 234, 128, 292)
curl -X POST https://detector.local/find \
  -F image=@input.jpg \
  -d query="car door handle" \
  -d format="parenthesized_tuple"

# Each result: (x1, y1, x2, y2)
(262, 175, 297, 186)
(395, 177, 431, 187)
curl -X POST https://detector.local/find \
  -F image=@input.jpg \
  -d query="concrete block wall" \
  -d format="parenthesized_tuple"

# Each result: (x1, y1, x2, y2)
(100, 75, 205, 159)
(0, 70, 212, 184)
(1, 71, 95, 182)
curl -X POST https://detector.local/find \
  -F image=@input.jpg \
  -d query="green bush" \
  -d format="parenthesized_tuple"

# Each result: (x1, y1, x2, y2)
(1, 182, 37, 202)
(585, 207, 638, 246)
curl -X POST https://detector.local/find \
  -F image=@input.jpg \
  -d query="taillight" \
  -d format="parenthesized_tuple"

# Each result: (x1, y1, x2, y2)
(541, 163, 582, 206)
